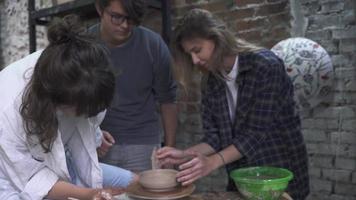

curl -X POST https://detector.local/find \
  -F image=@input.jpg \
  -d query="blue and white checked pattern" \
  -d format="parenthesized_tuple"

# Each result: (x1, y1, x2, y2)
(200, 49, 309, 200)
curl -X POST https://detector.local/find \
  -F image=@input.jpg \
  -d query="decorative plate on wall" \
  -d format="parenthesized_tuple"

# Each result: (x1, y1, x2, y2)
(271, 37, 334, 111)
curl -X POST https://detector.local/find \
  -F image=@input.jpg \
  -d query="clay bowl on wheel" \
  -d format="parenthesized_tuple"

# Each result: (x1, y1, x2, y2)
(139, 169, 179, 192)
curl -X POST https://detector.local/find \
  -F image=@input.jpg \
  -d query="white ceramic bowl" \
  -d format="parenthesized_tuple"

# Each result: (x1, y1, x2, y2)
(139, 169, 178, 192)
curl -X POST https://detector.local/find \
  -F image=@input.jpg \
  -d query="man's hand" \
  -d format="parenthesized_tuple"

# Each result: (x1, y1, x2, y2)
(97, 131, 115, 157)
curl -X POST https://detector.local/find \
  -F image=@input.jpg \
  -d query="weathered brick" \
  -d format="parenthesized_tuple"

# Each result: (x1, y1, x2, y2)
(237, 29, 262, 42)
(326, 92, 356, 107)
(332, 26, 356, 39)
(334, 67, 356, 80)
(182, 114, 202, 132)
(340, 39, 356, 53)
(319, 0, 344, 2)
(308, 155, 334, 168)
(185, 0, 200, 5)
(302, 119, 339, 130)
(181, 87, 201, 102)
(307, 193, 356, 200)
(335, 144, 356, 158)
(255, 1, 289, 16)
(177, 102, 186, 113)
(335, 157, 356, 170)
(200, 1, 233, 13)
(339, 79, 355, 93)
(305, 29, 332, 40)
(306, 143, 355, 157)
(267, 0, 285, 3)
(341, 119, 356, 131)
(301, 1, 322, 15)
(340, 9, 355, 26)
(344, 0, 356, 8)
(322, 168, 352, 182)
(300, 0, 318, 4)
(309, 167, 322, 178)
(171, 0, 186, 7)
(313, 106, 356, 119)
(186, 103, 200, 113)
(352, 171, 356, 183)
(266, 39, 286, 50)
(331, 131, 356, 144)
(303, 129, 328, 142)
(235, 0, 262, 8)
(218, 7, 255, 21)
(335, 182, 356, 196)
(308, 14, 343, 30)
(309, 178, 333, 192)
(331, 54, 352, 67)
(267, 11, 291, 23)
(172, 4, 200, 16)
(320, 1, 345, 14)
(314, 39, 339, 54)
(235, 17, 267, 31)
(330, 194, 356, 200)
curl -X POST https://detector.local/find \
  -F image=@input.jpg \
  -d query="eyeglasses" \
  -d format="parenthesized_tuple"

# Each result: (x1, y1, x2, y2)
(105, 10, 134, 26)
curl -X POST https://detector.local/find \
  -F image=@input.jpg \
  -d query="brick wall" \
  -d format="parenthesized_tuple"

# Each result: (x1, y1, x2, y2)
(296, 0, 356, 200)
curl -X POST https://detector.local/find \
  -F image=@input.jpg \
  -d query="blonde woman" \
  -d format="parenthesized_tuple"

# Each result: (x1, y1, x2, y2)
(157, 8, 309, 200)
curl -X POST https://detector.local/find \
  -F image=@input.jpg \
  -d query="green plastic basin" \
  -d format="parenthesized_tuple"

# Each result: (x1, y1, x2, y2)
(230, 166, 293, 200)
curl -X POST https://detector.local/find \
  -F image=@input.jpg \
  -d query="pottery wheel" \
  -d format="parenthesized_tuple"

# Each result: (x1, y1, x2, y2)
(126, 182, 195, 200)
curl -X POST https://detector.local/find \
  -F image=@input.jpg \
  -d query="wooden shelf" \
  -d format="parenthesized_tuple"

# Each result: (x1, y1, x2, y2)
(31, 0, 96, 22)
(28, 0, 171, 52)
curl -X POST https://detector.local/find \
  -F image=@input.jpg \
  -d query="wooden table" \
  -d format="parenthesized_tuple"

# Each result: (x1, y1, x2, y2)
(118, 184, 292, 200)
(114, 192, 239, 200)
(189, 192, 242, 200)
(189, 192, 291, 200)
(117, 192, 291, 200)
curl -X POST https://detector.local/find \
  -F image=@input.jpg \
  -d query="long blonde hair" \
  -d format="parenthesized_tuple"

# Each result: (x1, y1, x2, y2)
(173, 8, 262, 89)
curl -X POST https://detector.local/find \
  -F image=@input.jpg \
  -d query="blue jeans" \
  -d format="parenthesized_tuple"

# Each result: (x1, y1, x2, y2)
(65, 147, 134, 188)
(100, 162, 134, 188)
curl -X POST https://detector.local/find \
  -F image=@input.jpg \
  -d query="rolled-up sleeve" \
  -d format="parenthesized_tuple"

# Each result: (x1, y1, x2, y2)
(152, 37, 177, 104)
(0, 118, 59, 199)
(23, 168, 58, 199)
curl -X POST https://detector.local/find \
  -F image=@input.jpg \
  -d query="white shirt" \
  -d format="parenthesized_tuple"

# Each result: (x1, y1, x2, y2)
(225, 56, 239, 123)
(0, 50, 104, 200)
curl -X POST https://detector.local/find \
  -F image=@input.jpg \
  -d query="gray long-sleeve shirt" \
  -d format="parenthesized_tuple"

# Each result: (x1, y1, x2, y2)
(90, 25, 177, 144)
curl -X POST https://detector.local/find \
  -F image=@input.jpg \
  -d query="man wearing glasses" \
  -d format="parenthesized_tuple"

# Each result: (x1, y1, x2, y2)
(91, 0, 177, 173)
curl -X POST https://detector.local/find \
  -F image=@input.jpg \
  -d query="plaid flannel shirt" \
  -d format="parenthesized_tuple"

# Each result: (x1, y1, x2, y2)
(201, 49, 309, 200)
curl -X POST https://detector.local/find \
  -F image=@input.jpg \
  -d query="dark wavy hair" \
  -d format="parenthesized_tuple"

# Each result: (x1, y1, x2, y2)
(95, 0, 146, 25)
(20, 15, 115, 152)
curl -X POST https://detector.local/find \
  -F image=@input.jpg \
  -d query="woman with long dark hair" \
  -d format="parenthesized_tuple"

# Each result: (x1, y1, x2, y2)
(157, 9, 309, 200)
(0, 15, 137, 200)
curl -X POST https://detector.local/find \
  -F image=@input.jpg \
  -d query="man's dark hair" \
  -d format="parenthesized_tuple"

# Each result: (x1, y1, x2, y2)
(96, 0, 146, 25)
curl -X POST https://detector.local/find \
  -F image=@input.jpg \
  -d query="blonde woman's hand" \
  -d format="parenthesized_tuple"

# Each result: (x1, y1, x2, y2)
(176, 150, 215, 186)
